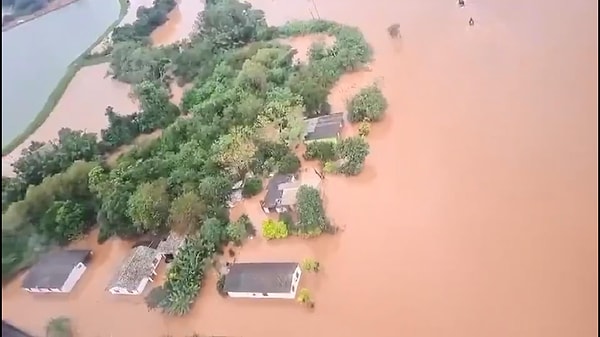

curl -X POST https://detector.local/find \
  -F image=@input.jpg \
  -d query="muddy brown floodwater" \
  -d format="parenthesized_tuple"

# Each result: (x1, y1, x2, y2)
(2, 0, 598, 336)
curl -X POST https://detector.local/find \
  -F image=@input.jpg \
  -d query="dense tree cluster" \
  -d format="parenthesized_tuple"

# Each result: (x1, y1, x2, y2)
(111, 0, 177, 43)
(304, 136, 370, 176)
(2, 0, 376, 315)
(347, 84, 388, 123)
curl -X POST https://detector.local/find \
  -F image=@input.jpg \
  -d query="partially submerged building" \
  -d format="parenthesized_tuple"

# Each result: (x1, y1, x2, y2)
(2, 320, 34, 337)
(260, 174, 321, 214)
(223, 262, 302, 299)
(21, 249, 92, 293)
(303, 113, 344, 144)
(107, 233, 184, 295)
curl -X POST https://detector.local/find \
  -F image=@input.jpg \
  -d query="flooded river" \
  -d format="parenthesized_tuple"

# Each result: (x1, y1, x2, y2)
(1, 0, 121, 146)
(2, 0, 598, 336)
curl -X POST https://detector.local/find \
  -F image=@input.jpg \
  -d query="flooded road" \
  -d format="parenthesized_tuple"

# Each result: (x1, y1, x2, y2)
(2, 0, 598, 336)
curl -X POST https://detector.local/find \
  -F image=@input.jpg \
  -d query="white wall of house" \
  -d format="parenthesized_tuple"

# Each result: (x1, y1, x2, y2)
(24, 262, 88, 293)
(60, 262, 87, 292)
(108, 253, 162, 295)
(227, 265, 302, 299)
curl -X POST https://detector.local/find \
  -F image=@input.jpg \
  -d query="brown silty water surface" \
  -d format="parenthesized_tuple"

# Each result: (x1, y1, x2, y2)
(3, 0, 598, 336)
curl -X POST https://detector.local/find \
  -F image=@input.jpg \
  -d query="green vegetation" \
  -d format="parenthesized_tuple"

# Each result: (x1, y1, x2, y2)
(2, 0, 376, 317)
(304, 136, 370, 176)
(347, 84, 388, 123)
(297, 288, 315, 308)
(262, 218, 289, 240)
(46, 316, 73, 337)
(241, 177, 263, 198)
(301, 257, 320, 272)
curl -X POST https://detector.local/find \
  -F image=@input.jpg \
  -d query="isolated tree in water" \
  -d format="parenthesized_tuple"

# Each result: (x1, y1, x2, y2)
(387, 23, 401, 38)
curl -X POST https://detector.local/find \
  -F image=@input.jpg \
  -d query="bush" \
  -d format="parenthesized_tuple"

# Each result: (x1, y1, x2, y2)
(358, 121, 371, 137)
(277, 153, 301, 174)
(296, 186, 329, 232)
(279, 211, 295, 229)
(217, 274, 228, 296)
(226, 218, 247, 245)
(242, 177, 263, 198)
(304, 141, 337, 162)
(336, 136, 370, 176)
(301, 257, 320, 272)
(237, 214, 256, 237)
(347, 84, 388, 123)
(46, 317, 73, 337)
(262, 219, 289, 240)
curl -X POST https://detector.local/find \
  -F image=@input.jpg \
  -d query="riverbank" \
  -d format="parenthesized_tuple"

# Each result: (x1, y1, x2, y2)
(1, 0, 129, 157)
(2, 0, 82, 32)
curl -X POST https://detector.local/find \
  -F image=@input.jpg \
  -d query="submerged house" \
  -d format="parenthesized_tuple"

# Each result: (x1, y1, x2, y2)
(2, 321, 34, 337)
(107, 233, 184, 295)
(260, 174, 321, 214)
(303, 112, 344, 144)
(21, 249, 92, 293)
(223, 262, 302, 299)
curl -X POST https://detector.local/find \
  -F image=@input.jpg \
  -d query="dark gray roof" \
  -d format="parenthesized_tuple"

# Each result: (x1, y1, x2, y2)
(263, 174, 295, 209)
(304, 113, 344, 141)
(2, 321, 34, 337)
(223, 262, 300, 294)
(21, 250, 91, 290)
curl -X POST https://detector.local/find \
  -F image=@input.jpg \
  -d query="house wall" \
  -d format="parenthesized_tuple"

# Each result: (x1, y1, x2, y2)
(227, 291, 296, 299)
(227, 265, 303, 300)
(304, 136, 339, 145)
(108, 253, 162, 296)
(24, 262, 88, 293)
(60, 262, 88, 292)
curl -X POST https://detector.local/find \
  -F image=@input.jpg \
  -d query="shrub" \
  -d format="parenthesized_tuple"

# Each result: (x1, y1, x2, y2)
(301, 257, 320, 272)
(323, 161, 338, 174)
(279, 211, 295, 229)
(46, 317, 73, 337)
(296, 186, 329, 231)
(277, 153, 301, 174)
(226, 219, 247, 245)
(358, 121, 371, 137)
(297, 288, 314, 308)
(217, 274, 228, 296)
(242, 177, 263, 198)
(304, 141, 337, 162)
(336, 136, 370, 176)
(237, 214, 256, 237)
(347, 84, 388, 123)
(262, 219, 289, 240)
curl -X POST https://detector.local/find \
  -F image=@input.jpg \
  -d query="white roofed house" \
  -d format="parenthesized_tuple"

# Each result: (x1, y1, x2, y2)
(21, 249, 92, 293)
(107, 233, 184, 295)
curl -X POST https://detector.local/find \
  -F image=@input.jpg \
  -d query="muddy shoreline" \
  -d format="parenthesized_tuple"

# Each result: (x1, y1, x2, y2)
(2, 0, 82, 32)
(1, 0, 129, 159)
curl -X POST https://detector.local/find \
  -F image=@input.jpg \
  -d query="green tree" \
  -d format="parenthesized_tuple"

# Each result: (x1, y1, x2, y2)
(46, 317, 73, 337)
(295, 185, 328, 231)
(336, 136, 370, 176)
(212, 126, 257, 176)
(200, 217, 225, 245)
(128, 178, 171, 233)
(262, 218, 288, 240)
(301, 257, 321, 272)
(39, 200, 89, 244)
(225, 217, 247, 245)
(241, 177, 262, 198)
(304, 141, 337, 162)
(168, 192, 206, 234)
(277, 153, 301, 174)
(134, 80, 180, 132)
(197, 175, 233, 207)
(347, 84, 388, 123)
